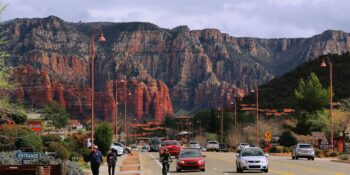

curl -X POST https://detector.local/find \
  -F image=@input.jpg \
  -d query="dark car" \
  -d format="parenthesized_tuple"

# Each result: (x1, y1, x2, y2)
(149, 138, 162, 152)
(219, 143, 229, 152)
(177, 149, 205, 172)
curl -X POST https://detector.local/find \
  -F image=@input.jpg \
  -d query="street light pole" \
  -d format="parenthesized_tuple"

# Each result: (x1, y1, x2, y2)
(218, 107, 224, 143)
(123, 79, 127, 146)
(320, 58, 334, 150)
(231, 98, 238, 147)
(256, 82, 259, 146)
(115, 80, 118, 142)
(90, 32, 106, 147)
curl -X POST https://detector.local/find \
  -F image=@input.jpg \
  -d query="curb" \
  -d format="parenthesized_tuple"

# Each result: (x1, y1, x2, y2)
(117, 151, 143, 175)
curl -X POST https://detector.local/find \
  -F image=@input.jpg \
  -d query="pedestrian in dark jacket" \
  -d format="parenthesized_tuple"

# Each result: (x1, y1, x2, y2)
(89, 145, 103, 175)
(107, 148, 117, 175)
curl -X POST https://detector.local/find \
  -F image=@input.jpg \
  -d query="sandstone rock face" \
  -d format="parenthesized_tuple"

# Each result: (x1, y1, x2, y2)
(3, 16, 350, 120)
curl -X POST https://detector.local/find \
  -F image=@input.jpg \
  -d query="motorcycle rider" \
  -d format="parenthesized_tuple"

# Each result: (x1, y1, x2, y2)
(160, 148, 172, 175)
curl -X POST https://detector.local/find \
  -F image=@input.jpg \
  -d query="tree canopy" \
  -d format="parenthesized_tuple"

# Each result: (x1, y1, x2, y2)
(94, 122, 113, 155)
(295, 72, 330, 113)
(41, 101, 70, 129)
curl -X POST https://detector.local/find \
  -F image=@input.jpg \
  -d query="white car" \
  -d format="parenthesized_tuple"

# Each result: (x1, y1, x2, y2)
(206, 140, 220, 151)
(237, 143, 250, 152)
(292, 143, 315, 160)
(236, 147, 269, 173)
(111, 143, 124, 156)
(189, 141, 201, 149)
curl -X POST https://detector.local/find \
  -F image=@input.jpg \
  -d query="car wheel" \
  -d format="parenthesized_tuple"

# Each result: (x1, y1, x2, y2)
(200, 168, 205, 172)
(292, 156, 295, 160)
(311, 157, 314, 161)
(176, 167, 181, 172)
(308, 158, 311, 160)
(265, 169, 269, 173)
(296, 156, 298, 160)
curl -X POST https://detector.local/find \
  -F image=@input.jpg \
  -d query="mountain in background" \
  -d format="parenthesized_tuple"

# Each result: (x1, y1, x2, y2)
(2, 16, 350, 121)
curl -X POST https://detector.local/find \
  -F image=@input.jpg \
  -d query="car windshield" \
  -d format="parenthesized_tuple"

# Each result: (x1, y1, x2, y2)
(240, 143, 249, 146)
(241, 148, 264, 157)
(208, 141, 218, 144)
(190, 141, 198, 144)
(180, 150, 201, 158)
(164, 141, 179, 146)
(299, 144, 312, 148)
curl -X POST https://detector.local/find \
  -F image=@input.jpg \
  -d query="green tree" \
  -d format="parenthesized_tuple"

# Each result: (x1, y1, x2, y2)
(163, 114, 176, 129)
(0, 125, 43, 151)
(41, 101, 70, 129)
(295, 110, 330, 135)
(295, 72, 330, 113)
(48, 142, 70, 160)
(279, 131, 297, 147)
(94, 122, 113, 155)
(206, 133, 218, 141)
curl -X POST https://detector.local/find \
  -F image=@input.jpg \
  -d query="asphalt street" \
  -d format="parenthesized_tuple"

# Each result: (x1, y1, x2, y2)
(140, 152, 349, 175)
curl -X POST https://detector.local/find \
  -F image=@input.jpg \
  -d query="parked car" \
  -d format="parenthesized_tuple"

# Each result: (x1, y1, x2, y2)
(111, 142, 131, 154)
(110, 143, 125, 156)
(206, 140, 220, 152)
(292, 143, 315, 160)
(237, 143, 250, 152)
(236, 147, 269, 173)
(188, 141, 201, 149)
(149, 137, 162, 152)
(162, 140, 183, 157)
(219, 143, 229, 152)
(177, 149, 205, 172)
(141, 144, 149, 152)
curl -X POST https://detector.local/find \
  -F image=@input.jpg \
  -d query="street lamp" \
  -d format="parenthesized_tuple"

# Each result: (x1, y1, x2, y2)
(320, 57, 334, 150)
(251, 81, 259, 146)
(90, 32, 106, 147)
(120, 78, 132, 146)
(197, 120, 202, 137)
(115, 80, 118, 142)
(230, 98, 238, 147)
(217, 107, 224, 143)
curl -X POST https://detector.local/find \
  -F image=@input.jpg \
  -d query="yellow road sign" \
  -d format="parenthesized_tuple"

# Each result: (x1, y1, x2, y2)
(264, 131, 272, 142)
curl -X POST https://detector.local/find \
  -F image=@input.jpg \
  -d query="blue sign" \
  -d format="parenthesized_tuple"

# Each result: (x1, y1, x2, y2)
(16, 152, 41, 160)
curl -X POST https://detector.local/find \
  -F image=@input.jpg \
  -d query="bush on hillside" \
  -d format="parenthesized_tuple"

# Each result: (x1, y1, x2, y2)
(279, 131, 297, 147)
(48, 142, 70, 160)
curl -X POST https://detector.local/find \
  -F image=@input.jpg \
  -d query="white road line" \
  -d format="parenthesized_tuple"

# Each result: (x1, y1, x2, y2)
(150, 154, 171, 175)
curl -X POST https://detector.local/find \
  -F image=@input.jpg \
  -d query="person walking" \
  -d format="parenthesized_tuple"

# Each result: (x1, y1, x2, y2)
(89, 145, 103, 175)
(107, 148, 117, 175)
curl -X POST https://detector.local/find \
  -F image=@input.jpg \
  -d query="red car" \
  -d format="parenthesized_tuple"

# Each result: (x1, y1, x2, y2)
(176, 149, 206, 172)
(162, 140, 183, 157)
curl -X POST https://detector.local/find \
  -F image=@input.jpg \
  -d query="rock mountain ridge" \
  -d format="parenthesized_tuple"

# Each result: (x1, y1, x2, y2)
(2, 16, 350, 121)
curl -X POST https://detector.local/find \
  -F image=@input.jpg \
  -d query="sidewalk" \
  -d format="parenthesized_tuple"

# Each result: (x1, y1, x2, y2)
(83, 154, 127, 175)
(117, 151, 142, 175)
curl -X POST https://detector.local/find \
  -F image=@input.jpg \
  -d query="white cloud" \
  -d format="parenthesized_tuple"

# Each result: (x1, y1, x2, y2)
(1, 0, 349, 38)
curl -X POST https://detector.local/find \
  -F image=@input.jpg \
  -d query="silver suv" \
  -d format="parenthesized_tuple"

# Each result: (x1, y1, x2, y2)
(292, 143, 315, 160)
(206, 140, 219, 151)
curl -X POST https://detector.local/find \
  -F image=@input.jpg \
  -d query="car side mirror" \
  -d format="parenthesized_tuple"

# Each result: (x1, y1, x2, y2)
(265, 153, 269, 157)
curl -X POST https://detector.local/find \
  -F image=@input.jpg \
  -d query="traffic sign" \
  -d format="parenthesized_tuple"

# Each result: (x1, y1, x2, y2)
(264, 131, 272, 142)
(15, 152, 41, 161)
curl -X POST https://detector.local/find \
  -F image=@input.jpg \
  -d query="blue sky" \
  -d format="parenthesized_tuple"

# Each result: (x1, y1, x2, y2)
(1, 0, 350, 38)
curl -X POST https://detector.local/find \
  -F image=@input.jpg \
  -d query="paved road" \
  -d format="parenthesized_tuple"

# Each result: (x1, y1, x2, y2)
(140, 151, 349, 175)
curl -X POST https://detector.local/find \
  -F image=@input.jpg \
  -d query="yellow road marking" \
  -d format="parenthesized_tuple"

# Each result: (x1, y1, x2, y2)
(270, 160, 346, 175)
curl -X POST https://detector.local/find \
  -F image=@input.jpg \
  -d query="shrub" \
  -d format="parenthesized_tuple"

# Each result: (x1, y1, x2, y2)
(94, 122, 113, 156)
(81, 147, 91, 162)
(48, 142, 70, 160)
(41, 135, 62, 147)
(338, 154, 350, 160)
(283, 146, 292, 153)
(269, 146, 284, 153)
(324, 149, 339, 157)
(315, 149, 325, 158)
(0, 125, 43, 151)
(69, 152, 80, 161)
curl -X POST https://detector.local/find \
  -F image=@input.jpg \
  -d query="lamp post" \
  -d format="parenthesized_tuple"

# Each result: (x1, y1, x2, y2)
(320, 57, 334, 150)
(251, 81, 259, 146)
(231, 97, 238, 147)
(197, 120, 202, 137)
(115, 80, 118, 142)
(217, 107, 224, 143)
(90, 32, 106, 147)
(120, 78, 132, 146)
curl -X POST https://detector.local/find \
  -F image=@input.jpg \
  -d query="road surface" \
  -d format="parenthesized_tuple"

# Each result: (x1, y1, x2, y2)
(140, 151, 349, 175)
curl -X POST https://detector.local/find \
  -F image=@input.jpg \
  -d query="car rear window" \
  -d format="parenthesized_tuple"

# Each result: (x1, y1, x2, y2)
(190, 141, 198, 144)
(299, 144, 312, 148)
(180, 150, 201, 158)
(208, 141, 218, 144)
(164, 141, 179, 146)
